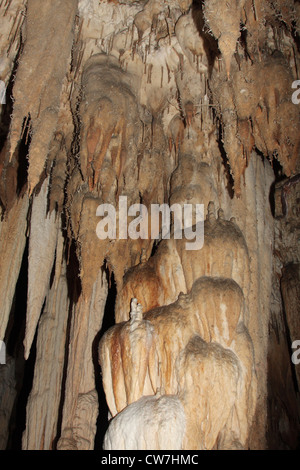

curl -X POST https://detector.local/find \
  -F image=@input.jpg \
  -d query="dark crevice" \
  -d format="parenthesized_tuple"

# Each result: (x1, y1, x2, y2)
(150, 239, 159, 258)
(271, 154, 285, 181)
(191, 0, 220, 78)
(16, 117, 30, 197)
(93, 266, 117, 450)
(4, 239, 37, 450)
(4, 239, 28, 354)
(269, 180, 277, 218)
(253, 145, 266, 164)
(216, 119, 234, 199)
(7, 331, 37, 450)
(268, 155, 285, 218)
(66, 237, 82, 304)
(239, 24, 253, 63)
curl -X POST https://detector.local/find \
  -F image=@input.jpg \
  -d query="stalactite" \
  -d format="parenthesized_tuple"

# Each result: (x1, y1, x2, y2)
(0, 0, 26, 83)
(9, 0, 78, 194)
(25, 177, 60, 360)
(0, 194, 29, 342)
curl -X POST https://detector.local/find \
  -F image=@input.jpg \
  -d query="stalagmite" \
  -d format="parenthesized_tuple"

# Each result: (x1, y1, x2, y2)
(104, 393, 186, 450)
(178, 336, 240, 450)
(118, 299, 154, 405)
(99, 298, 155, 416)
(100, 275, 252, 422)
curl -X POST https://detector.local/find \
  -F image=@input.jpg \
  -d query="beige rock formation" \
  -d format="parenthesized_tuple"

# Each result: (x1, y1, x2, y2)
(104, 392, 186, 450)
(0, 0, 299, 451)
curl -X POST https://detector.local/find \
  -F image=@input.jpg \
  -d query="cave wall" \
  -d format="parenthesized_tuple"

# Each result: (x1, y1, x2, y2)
(0, 0, 299, 450)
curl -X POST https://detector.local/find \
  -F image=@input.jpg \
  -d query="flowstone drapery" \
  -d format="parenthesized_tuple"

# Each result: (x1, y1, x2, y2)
(99, 205, 257, 450)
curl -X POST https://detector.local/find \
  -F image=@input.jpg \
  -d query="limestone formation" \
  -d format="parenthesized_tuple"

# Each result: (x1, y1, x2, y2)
(0, 0, 299, 451)
(104, 393, 186, 450)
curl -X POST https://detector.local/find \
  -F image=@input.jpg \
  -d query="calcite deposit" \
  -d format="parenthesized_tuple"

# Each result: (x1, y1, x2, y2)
(0, 0, 299, 450)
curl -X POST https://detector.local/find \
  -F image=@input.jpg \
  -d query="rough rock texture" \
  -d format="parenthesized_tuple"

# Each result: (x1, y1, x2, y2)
(9, 0, 78, 195)
(0, 194, 28, 342)
(22, 249, 69, 450)
(0, 0, 299, 451)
